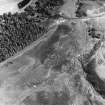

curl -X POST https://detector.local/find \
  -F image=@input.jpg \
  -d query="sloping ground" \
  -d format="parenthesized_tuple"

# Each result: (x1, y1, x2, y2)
(1, 0, 105, 105)
(0, 20, 86, 105)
